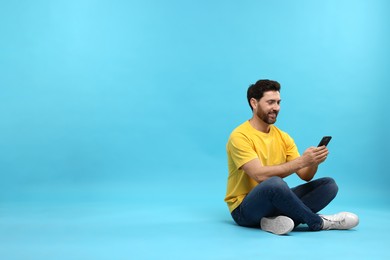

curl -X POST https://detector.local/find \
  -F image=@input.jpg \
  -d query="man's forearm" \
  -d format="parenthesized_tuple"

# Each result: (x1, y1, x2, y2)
(296, 165, 318, 181)
(247, 157, 307, 183)
(243, 147, 327, 183)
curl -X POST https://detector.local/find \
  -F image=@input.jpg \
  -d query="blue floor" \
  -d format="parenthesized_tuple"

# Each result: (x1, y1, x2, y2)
(1, 179, 389, 260)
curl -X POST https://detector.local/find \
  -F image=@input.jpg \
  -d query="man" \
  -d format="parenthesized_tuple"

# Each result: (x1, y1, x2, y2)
(224, 79, 359, 235)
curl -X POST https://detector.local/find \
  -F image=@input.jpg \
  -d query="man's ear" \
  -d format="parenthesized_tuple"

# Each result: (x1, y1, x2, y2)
(250, 98, 258, 110)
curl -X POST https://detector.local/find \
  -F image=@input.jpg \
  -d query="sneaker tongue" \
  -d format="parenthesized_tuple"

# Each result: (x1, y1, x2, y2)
(320, 217, 331, 230)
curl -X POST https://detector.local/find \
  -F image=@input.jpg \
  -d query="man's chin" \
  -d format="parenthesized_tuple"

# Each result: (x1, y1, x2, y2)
(267, 119, 277, 124)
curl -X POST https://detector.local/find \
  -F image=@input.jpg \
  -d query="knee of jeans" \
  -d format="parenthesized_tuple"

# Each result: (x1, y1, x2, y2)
(264, 176, 289, 192)
(323, 177, 339, 196)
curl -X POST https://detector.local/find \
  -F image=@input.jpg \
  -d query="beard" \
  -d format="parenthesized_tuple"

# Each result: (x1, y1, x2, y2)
(257, 109, 278, 124)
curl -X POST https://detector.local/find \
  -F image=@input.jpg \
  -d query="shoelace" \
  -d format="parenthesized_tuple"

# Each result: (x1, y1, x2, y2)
(322, 216, 346, 230)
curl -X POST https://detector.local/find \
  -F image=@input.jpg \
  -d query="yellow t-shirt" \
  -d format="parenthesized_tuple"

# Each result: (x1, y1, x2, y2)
(224, 121, 300, 212)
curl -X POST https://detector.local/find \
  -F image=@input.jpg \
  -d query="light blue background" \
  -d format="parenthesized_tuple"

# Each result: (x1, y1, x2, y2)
(0, 0, 389, 259)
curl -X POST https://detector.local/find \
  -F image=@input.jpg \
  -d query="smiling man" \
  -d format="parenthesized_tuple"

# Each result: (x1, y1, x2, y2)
(224, 79, 359, 235)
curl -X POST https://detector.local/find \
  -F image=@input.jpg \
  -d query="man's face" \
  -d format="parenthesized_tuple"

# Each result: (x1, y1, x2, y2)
(253, 91, 281, 124)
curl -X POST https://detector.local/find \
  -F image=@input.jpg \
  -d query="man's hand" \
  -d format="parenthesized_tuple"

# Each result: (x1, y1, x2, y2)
(295, 146, 329, 181)
(301, 146, 329, 167)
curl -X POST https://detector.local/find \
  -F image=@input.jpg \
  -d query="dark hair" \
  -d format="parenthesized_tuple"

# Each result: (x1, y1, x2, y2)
(247, 79, 281, 110)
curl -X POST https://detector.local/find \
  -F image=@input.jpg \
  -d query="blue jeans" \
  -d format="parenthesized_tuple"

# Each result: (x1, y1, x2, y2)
(231, 176, 338, 231)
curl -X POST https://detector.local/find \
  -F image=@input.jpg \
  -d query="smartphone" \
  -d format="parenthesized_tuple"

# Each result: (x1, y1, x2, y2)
(318, 136, 332, 147)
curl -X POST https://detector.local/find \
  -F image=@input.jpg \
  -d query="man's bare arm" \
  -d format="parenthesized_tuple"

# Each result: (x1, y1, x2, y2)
(241, 146, 329, 182)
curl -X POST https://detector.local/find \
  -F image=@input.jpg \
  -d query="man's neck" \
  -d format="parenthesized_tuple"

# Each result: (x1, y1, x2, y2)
(249, 117, 271, 133)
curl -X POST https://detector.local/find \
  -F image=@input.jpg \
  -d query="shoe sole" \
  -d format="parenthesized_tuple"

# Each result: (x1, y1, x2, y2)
(260, 216, 294, 235)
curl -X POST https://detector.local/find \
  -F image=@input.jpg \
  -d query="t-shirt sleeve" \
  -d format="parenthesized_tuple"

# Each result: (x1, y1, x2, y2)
(227, 133, 258, 169)
(284, 133, 300, 162)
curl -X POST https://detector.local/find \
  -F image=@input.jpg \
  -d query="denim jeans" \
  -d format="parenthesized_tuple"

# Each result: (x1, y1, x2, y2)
(231, 176, 338, 231)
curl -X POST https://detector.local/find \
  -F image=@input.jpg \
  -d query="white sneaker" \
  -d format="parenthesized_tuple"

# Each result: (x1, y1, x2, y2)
(320, 212, 359, 230)
(260, 216, 294, 235)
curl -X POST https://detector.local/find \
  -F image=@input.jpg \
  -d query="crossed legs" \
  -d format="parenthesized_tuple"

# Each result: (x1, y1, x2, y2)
(231, 176, 338, 231)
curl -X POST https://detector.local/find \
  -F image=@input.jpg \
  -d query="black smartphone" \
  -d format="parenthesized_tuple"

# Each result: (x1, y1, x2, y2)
(318, 136, 332, 147)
